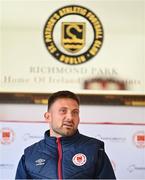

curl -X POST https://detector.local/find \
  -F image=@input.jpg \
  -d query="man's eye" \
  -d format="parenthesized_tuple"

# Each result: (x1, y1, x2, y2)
(60, 109, 66, 113)
(73, 111, 79, 115)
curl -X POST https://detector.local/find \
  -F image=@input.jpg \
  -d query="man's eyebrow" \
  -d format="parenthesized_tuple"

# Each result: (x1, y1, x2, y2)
(59, 107, 79, 111)
(72, 108, 79, 112)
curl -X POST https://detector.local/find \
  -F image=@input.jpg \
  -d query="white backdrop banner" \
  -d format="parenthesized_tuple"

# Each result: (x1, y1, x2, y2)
(0, 121, 145, 179)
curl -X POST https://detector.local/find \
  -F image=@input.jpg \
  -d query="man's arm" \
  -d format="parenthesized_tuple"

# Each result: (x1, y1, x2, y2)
(95, 148, 116, 179)
(15, 155, 30, 179)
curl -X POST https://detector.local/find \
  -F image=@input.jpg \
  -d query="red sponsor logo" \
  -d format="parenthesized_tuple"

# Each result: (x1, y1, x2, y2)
(0, 128, 15, 145)
(133, 131, 145, 148)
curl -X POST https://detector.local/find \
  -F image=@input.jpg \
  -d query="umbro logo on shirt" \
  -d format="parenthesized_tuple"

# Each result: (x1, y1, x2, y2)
(35, 158, 46, 166)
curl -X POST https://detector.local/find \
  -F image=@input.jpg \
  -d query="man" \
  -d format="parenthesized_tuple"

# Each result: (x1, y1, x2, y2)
(15, 90, 116, 179)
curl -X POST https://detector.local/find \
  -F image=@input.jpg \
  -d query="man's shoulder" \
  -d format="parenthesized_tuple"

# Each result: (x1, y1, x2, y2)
(79, 133, 104, 148)
(24, 139, 45, 154)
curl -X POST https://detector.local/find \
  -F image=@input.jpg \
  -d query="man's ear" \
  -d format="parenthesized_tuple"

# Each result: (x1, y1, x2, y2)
(44, 112, 51, 123)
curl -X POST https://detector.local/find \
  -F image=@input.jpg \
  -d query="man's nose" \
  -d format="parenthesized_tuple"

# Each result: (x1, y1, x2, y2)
(66, 112, 73, 121)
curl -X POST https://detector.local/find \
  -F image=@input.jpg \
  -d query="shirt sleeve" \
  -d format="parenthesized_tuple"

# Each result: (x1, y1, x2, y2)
(95, 148, 116, 179)
(15, 155, 30, 179)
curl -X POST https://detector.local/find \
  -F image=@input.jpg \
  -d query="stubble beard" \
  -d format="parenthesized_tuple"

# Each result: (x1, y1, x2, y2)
(52, 126, 77, 137)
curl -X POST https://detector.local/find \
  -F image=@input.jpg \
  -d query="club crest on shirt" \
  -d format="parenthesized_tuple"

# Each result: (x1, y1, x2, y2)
(72, 153, 87, 166)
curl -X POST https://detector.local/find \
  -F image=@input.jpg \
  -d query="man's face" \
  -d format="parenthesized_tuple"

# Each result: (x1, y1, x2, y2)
(44, 98, 80, 137)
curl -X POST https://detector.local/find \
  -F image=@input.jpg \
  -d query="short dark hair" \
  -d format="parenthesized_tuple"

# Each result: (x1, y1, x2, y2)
(47, 90, 80, 110)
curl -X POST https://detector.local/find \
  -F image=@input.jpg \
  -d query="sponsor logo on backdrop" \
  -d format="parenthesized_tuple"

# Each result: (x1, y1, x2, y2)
(44, 5, 104, 65)
(127, 164, 145, 173)
(133, 131, 145, 148)
(0, 163, 14, 169)
(96, 134, 126, 143)
(0, 128, 15, 145)
(23, 133, 43, 141)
